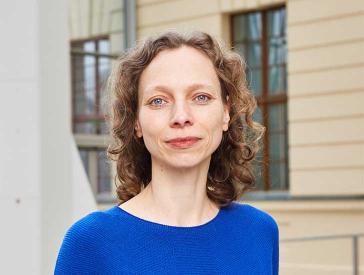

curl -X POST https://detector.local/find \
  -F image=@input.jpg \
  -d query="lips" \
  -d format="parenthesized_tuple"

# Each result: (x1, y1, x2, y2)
(166, 136, 201, 149)
(167, 137, 200, 143)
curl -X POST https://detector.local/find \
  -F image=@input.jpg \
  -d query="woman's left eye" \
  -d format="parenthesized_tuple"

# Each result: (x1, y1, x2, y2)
(195, 94, 211, 103)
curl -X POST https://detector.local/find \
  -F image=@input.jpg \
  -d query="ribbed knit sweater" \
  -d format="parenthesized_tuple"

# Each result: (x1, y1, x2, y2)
(54, 201, 279, 274)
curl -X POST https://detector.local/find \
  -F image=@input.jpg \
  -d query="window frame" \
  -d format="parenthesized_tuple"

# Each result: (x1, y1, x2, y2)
(230, 5, 289, 192)
(70, 35, 118, 135)
(70, 35, 117, 201)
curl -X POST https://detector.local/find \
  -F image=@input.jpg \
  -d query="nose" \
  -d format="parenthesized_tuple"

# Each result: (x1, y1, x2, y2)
(169, 100, 194, 128)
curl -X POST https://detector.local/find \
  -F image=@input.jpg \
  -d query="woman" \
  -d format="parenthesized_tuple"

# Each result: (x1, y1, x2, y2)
(55, 30, 279, 274)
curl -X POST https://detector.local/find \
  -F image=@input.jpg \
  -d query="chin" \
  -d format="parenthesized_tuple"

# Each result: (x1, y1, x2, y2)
(162, 154, 211, 169)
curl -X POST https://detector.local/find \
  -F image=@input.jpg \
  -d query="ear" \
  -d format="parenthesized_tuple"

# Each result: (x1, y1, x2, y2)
(135, 119, 143, 138)
(223, 96, 230, 132)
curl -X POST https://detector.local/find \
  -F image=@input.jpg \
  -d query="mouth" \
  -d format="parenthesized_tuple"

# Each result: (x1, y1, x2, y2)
(166, 136, 202, 149)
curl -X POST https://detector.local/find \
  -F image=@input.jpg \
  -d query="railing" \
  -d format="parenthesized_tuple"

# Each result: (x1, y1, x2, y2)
(281, 233, 364, 275)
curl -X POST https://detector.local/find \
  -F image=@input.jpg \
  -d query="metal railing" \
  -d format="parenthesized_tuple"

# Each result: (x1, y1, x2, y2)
(281, 233, 364, 275)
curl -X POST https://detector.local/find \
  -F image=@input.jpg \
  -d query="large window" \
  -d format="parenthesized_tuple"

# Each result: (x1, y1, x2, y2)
(71, 37, 117, 199)
(232, 6, 288, 191)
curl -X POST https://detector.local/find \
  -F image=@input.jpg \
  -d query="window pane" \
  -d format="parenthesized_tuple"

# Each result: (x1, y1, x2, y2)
(97, 149, 112, 194)
(98, 40, 111, 132)
(235, 42, 261, 68)
(77, 148, 113, 196)
(233, 12, 261, 42)
(98, 51, 110, 116)
(83, 42, 96, 114)
(268, 65, 286, 94)
(247, 13, 262, 40)
(269, 37, 286, 66)
(269, 132, 286, 161)
(269, 161, 287, 190)
(252, 105, 262, 124)
(99, 57, 110, 86)
(99, 62, 110, 117)
(268, 8, 286, 38)
(247, 68, 262, 96)
(83, 55, 96, 114)
(233, 16, 245, 42)
(72, 54, 90, 117)
(84, 41, 95, 52)
(72, 54, 84, 106)
(98, 39, 110, 87)
(268, 8, 287, 95)
(235, 43, 262, 96)
(75, 121, 97, 134)
(72, 42, 97, 123)
(268, 102, 288, 190)
(100, 121, 109, 135)
(234, 43, 246, 58)
(247, 42, 261, 67)
(233, 13, 263, 98)
(253, 162, 264, 190)
(98, 39, 109, 54)
(268, 104, 287, 132)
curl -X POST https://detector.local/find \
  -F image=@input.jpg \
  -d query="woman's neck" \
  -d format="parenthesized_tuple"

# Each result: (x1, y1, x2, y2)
(122, 157, 219, 227)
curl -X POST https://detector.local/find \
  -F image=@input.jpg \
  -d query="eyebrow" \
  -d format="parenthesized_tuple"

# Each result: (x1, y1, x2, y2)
(143, 83, 217, 97)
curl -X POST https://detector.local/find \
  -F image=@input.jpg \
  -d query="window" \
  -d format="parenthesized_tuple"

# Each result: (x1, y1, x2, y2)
(71, 37, 117, 200)
(232, 6, 288, 191)
(79, 148, 112, 196)
(71, 37, 111, 134)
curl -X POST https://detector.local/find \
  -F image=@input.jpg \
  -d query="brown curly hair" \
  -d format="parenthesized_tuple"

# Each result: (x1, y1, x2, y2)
(107, 30, 265, 208)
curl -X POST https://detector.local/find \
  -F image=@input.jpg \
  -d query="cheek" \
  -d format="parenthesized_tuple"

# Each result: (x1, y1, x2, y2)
(198, 106, 225, 131)
(138, 110, 167, 147)
(197, 107, 225, 148)
(138, 109, 163, 132)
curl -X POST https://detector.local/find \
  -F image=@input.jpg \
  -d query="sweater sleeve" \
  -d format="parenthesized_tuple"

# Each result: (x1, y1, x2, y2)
(54, 214, 102, 275)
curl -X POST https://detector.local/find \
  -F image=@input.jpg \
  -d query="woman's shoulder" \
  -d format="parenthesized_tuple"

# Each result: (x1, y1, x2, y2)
(59, 206, 123, 244)
(54, 207, 121, 274)
(227, 201, 279, 232)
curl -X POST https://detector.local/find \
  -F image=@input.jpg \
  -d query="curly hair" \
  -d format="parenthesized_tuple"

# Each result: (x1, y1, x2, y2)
(107, 30, 265, 208)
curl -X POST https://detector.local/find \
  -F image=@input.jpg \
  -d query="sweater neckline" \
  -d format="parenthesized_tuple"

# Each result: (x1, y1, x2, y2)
(113, 204, 223, 230)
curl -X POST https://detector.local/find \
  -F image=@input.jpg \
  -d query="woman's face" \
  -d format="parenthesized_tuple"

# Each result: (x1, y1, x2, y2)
(136, 45, 230, 169)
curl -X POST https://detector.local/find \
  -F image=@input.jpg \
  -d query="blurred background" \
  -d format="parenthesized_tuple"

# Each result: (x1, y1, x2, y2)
(0, 0, 363, 274)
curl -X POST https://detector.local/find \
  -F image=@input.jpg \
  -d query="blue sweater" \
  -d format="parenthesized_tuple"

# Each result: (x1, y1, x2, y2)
(55, 202, 279, 274)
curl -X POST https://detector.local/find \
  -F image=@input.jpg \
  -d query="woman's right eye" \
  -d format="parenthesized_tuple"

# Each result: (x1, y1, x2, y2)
(149, 98, 166, 106)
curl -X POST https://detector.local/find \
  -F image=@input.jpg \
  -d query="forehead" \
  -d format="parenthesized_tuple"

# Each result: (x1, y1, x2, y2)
(138, 46, 220, 97)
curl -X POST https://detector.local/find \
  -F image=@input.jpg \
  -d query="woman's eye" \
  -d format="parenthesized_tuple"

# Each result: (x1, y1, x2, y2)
(149, 98, 166, 106)
(195, 94, 210, 103)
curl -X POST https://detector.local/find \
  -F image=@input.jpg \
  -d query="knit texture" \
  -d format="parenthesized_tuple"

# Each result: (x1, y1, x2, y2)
(54, 201, 279, 274)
